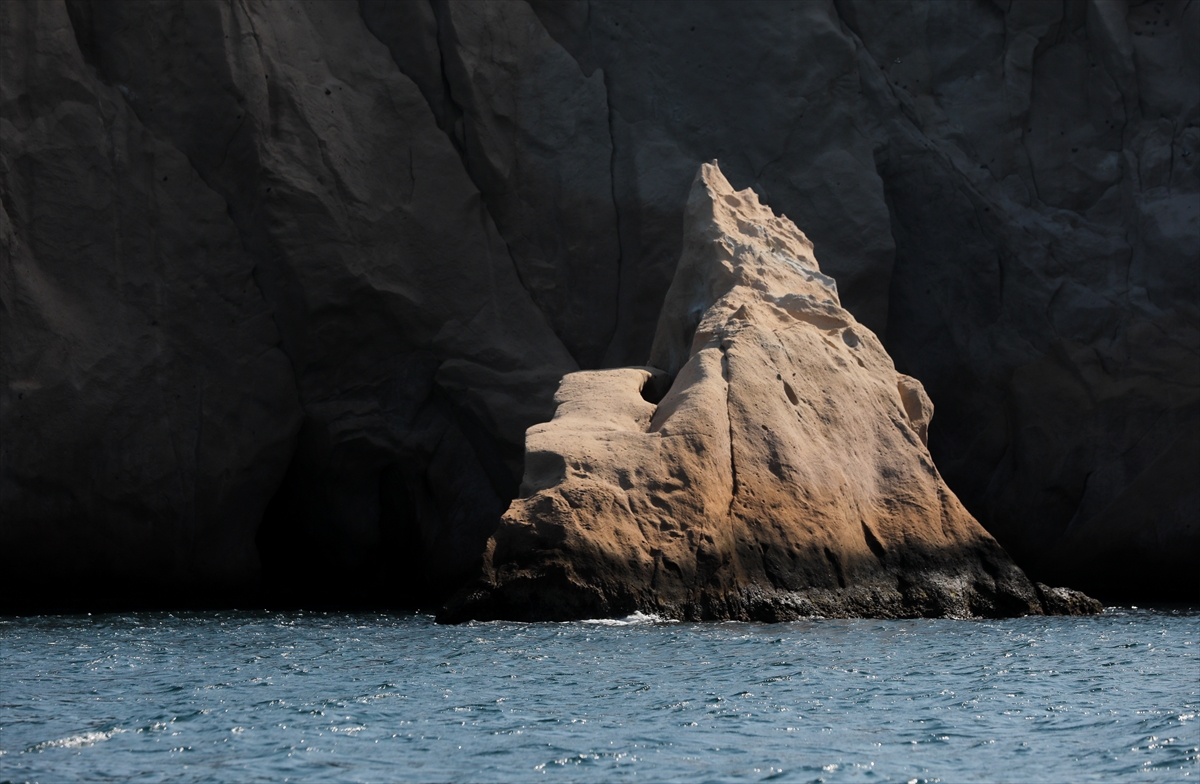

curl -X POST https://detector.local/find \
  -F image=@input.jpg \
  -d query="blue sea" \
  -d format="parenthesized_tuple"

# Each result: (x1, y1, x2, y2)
(1, 607, 1195, 783)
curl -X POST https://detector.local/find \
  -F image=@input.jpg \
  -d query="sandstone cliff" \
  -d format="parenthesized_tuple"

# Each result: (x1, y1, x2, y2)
(443, 163, 1088, 622)
(1, 1, 1195, 608)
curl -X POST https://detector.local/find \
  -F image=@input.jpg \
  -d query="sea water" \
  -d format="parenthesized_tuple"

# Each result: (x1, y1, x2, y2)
(0, 607, 1195, 783)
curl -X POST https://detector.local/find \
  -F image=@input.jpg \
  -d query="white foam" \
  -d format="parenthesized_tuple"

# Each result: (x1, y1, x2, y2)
(582, 611, 677, 626)
(31, 728, 125, 751)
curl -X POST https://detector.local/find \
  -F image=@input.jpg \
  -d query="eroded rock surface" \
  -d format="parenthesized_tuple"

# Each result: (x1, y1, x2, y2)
(528, 0, 1199, 599)
(442, 164, 1067, 622)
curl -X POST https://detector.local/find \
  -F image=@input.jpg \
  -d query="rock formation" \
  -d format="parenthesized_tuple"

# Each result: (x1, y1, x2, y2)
(442, 163, 1093, 622)
(1, 0, 1194, 609)
(528, 0, 1199, 599)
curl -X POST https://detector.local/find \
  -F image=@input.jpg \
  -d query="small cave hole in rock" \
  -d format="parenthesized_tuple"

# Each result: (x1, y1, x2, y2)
(640, 373, 671, 404)
(256, 406, 514, 610)
(782, 380, 800, 406)
(256, 446, 421, 609)
(842, 329, 860, 348)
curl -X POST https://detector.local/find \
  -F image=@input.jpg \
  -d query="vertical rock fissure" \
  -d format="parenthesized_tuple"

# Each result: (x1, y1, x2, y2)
(214, 113, 247, 172)
(425, 1, 576, 356)
(426, 0, 470, 168)
(721, 345, 739, 518)
(188, 377, 205, 565)
(601, 68, 624, 367)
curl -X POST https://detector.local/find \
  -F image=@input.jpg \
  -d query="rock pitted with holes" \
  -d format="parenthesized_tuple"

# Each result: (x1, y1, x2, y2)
(442, 163, 1092, 622)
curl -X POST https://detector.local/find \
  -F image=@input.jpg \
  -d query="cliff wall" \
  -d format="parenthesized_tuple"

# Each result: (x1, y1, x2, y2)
(2, 0, 1195, 607)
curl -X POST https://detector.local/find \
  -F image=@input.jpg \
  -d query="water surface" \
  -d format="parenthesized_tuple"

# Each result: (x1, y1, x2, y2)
(1, 608, 1196, 782)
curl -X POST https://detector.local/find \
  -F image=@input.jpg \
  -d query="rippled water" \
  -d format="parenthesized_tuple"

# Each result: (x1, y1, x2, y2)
(1, 608, 1196, 783)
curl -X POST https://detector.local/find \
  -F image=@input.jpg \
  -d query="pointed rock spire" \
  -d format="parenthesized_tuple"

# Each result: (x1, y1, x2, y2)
(442, 162, 1097, 622)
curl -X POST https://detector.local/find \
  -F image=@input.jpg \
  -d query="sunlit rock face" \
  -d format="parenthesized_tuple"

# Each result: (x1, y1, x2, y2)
(442, 163, 1077, 622)
(2, 1, 1195, 607)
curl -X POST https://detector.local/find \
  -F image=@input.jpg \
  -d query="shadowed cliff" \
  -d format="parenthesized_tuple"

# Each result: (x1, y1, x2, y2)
(1, 0, 1195, 610)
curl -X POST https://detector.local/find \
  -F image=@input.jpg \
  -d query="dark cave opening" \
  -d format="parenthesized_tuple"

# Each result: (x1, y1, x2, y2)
(255, 389, 521, 611)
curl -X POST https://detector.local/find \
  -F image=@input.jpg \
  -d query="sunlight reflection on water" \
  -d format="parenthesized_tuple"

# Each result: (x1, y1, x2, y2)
(1, 607, 1196, 783)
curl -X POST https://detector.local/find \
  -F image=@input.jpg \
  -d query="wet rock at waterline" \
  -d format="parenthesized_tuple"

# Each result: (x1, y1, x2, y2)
(1035, 584, 1104, 617)
(442, 164, 1092, 622)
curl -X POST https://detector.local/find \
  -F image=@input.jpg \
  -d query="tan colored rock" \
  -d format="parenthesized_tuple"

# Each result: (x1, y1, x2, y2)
(532, 0, 1198, 600)
(443, 163, 1052, 622)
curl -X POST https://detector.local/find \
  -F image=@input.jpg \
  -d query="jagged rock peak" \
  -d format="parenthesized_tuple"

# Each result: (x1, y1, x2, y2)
(442, 161, 1096, 623)
(649, 161, 840, 377)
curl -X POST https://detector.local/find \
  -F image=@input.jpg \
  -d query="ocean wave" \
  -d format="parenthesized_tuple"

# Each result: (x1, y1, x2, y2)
(29, 728, 124, 752)
(582, 611, 678, 626)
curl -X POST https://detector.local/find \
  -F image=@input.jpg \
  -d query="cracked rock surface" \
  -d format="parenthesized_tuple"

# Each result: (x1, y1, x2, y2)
(442, 163, 1067, 622)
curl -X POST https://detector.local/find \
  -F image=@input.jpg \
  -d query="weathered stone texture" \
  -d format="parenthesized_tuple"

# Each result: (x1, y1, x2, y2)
(444, 163, 1057, 622)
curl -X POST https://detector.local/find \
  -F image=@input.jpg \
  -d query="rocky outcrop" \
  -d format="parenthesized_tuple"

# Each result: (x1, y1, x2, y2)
(442, 163, 1063, 622)
(2, 1, 1195, 608)
(527, 0, 1199, 599)
(1035, 583, 1104, 616)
